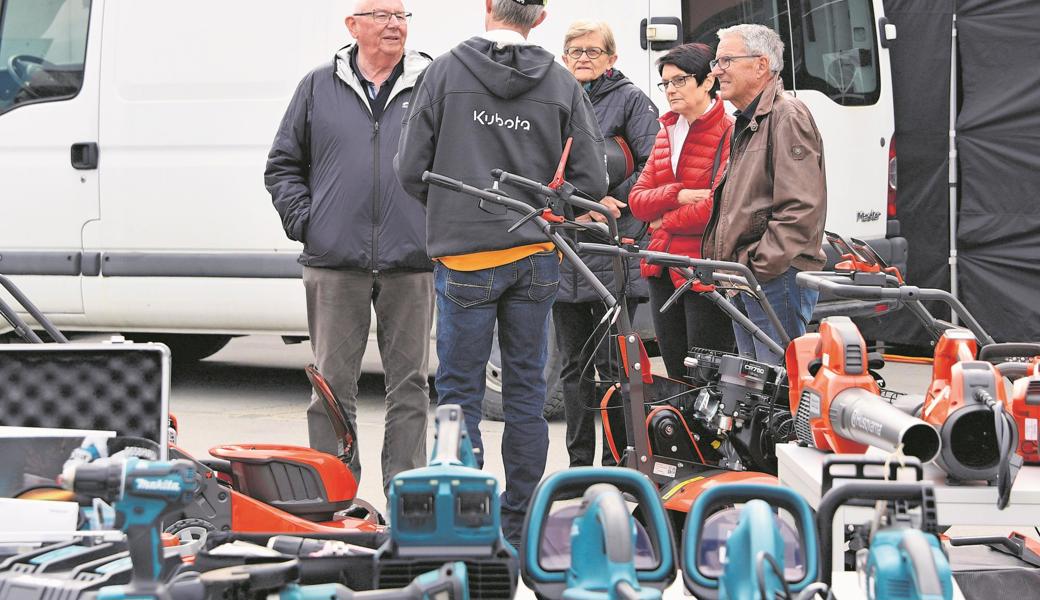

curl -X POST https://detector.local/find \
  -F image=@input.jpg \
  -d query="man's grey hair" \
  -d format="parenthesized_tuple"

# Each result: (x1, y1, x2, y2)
(491, 0, 544, 30)
(717, 24, 784, 73)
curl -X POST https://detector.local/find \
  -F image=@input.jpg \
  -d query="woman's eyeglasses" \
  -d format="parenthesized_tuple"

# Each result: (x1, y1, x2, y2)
(565, 47, 606, 60)
(657, 74, 695, 91)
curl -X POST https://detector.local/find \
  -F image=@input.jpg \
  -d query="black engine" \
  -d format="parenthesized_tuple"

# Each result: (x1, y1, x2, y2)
(665, 348, 793, 473)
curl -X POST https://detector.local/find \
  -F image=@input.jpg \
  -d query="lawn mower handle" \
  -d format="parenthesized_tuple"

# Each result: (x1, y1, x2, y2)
(796, 271, 994, 345)
(489, 168, 621, 242)
(0, 273, 68, 343)
(421, 171, 617, 309)
(577, 243, 791, 351)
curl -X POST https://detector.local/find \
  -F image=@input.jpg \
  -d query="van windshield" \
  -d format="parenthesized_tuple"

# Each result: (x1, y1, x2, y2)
(682, 0, 880, 106)
(0, 0, 91, 113)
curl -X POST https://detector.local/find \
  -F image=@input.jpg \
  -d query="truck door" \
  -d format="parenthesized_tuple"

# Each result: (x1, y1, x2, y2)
(647, 0, 894, 244)
(0, 0, 99, 314)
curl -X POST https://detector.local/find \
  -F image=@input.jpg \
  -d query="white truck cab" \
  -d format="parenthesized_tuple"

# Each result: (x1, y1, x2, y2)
(0, 0, 902, 355)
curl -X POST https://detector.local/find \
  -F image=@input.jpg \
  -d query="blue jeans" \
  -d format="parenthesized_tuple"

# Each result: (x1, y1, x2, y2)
(433, 250, 559, 543)
(732, 267, 819, 364)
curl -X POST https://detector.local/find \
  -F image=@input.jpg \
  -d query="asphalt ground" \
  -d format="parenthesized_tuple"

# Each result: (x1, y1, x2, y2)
(171, 334, 935, 512)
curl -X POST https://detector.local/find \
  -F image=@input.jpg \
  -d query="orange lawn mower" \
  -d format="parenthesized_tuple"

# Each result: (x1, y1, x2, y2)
(165, 364, 385, 542)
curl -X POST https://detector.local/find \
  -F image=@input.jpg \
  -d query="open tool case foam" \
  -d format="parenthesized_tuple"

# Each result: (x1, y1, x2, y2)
(0, 343, 171, 459)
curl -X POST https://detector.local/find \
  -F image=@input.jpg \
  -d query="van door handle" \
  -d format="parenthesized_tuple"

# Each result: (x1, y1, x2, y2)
(71, 142, 99, 169)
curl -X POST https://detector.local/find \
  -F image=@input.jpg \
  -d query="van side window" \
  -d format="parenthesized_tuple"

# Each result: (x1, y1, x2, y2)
(789, 0, 880, 106)
(681, 0, 879, 106)
(0, 0, 91, 114)
(682, 1, 795, 92)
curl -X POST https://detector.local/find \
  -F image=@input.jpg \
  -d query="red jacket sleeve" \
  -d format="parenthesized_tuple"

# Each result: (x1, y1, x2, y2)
(661, 196, 714, 234)
(629, 160, 682, 221)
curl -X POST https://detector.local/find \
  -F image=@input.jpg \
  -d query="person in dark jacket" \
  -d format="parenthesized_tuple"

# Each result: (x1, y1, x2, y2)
(554, 20, 658, 468)
(395, 0, 607, 546)
(264, 0, 433, 497)
(629, 43, 737, 379)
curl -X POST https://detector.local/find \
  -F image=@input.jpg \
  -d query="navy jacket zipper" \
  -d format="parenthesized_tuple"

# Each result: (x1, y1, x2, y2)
(372, 119, 380, 274)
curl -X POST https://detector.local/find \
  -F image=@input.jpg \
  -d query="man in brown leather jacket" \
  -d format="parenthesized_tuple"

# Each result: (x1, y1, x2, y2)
(703, 23, 827, 364)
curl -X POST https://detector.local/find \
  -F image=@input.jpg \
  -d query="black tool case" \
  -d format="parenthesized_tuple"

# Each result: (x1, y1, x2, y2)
(0, 343, 172, 459)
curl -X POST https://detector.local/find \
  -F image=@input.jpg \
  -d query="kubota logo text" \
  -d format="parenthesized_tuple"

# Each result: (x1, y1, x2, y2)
(473, 110, 531, 131)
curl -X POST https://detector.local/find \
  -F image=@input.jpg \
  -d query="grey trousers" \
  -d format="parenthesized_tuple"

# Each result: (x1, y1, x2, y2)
(303, 266, 434, 496)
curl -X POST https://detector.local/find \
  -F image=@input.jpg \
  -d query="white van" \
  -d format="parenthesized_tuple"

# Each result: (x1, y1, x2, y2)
(0, 0, 901, 372)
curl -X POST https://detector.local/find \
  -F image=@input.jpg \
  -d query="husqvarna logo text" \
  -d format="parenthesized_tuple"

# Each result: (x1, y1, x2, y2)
(850, 410, 883, 436)
(473, 110, 531, 131)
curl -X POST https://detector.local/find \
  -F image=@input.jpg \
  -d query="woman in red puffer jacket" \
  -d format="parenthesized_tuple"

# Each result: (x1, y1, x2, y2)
(629, 43, 736, 378)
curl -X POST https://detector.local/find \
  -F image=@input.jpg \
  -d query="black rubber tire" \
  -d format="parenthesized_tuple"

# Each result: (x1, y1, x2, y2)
(130, 333, 232, 363)
(482, 321, 565, 421)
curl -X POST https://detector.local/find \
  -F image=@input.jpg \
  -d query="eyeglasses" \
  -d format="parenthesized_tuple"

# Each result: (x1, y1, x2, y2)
(709, 54, 760, 70)
(352, 11, 412, 24)
(565, 47, 606, 60)
(656, 74, 695, 91)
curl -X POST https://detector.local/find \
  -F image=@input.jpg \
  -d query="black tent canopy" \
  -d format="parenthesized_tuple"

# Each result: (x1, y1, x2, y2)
(859, 0, 1040, 346)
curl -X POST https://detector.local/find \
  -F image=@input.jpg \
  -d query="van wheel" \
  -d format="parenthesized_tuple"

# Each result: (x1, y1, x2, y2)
(131, 334, 232, 363)
(482, 322, 565, 422)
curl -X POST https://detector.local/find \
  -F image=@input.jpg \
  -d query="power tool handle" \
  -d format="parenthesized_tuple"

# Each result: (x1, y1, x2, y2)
(126, 521, 163, 584)
(901, 530, 945, 597)
(817, 481, 934, 586)
(683, 483, 819, 595)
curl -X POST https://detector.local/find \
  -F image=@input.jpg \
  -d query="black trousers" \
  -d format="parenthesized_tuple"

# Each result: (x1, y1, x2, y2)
(647, 275, 736, 380)
(551, 300, 637, 467)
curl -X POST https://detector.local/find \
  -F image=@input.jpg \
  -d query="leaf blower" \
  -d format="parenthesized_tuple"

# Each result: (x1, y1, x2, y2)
(1009, 357, 1040, 464)
(786, 316, 941, 463)
(682, 483, 823, 600)
(919, 331, 1022, 508)
(796, 259, 1027, 508)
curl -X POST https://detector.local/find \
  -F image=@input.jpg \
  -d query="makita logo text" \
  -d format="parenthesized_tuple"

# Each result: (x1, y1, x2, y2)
(133, 479, 182, 493)
(856, 210, 881, 223)
(473, 110, 531, 131)
(850, 410, 883, 436)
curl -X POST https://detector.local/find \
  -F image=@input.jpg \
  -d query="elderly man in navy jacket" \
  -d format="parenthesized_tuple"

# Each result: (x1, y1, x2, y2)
(265, 0, 433, 498)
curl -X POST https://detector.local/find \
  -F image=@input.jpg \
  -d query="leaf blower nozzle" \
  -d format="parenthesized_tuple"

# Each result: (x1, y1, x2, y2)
(829, 388, 941, 463)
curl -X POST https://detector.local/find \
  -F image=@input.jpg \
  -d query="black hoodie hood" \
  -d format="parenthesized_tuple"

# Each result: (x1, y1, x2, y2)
(451, 37, 556, 99)
(396, 33, 608, 259)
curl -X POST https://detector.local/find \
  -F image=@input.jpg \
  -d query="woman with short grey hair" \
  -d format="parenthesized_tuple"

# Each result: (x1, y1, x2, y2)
(553, 19, 660, 469)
